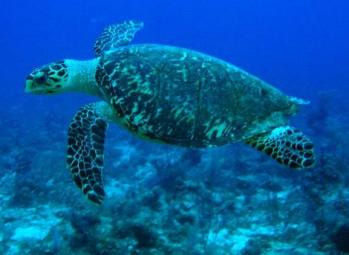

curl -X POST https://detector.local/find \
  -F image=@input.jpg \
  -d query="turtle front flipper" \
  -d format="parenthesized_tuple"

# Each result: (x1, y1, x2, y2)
(245, 126, 315, 169)
(67, 102, 110, 204)
(94, 20, 144, 56)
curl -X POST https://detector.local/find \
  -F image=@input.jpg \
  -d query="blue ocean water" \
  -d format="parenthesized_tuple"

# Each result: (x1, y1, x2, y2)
(1, 0, 349, 254)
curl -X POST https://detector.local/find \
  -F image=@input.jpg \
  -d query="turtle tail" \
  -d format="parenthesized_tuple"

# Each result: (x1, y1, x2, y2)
(245, 126, 315, 169)
(67, 102, 108, 204)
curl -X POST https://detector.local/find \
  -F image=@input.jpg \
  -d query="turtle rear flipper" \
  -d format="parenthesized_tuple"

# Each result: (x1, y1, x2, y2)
(245, 126, 315, 169)
(67, 102, 109, 204)
(94, 20, 144, 56)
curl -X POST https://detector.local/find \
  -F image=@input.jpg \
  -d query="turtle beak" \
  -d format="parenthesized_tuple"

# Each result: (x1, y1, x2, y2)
(25, 76, 34, 94)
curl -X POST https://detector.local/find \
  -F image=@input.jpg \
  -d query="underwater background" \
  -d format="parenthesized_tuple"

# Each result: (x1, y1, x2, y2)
(1, 0, 349, 254)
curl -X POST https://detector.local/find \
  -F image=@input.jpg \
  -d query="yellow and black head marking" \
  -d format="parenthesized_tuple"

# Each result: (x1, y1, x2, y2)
(25, 61, 68, 94)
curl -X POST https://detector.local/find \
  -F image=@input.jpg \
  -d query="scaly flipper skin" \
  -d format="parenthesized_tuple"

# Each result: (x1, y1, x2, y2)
(245, 126, 315, 169)
(94, 20, 144, 57)
(67, 103, 108, 204)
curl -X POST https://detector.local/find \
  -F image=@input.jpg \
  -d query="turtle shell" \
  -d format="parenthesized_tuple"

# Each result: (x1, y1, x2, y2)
(96, 44, 295, 147)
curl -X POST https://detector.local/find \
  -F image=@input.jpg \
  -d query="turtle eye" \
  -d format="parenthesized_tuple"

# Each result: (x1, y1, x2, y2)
(34, 72, 47, 84)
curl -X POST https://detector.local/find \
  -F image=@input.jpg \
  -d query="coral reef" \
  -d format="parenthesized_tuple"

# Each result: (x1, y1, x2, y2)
(0, 92, 348, 254)
(332, 225, 349, 253)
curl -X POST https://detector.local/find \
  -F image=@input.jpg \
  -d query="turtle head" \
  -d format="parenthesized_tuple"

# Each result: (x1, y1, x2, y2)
(26, 58, 100, 96)
(25, 60, 69, 95)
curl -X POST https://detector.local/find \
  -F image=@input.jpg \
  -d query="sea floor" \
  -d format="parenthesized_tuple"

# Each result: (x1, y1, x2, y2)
(0, 94, 348, 255)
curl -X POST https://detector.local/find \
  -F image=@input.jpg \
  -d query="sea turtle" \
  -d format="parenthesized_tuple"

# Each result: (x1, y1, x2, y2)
(25, 21, 315, 204)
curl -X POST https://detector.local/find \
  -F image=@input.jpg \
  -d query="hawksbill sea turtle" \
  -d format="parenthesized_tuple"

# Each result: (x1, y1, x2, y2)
(25, 21, 315, 204)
